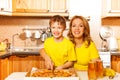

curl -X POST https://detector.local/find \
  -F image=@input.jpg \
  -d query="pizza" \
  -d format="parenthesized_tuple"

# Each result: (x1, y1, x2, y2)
(26, 69, 76, 77)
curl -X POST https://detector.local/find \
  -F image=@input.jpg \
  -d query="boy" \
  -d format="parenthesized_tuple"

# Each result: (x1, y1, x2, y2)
(40, 15, 76, 70)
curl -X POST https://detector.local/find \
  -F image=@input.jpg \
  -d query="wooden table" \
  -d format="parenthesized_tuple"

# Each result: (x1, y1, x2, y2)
(5, 71, 120, 80)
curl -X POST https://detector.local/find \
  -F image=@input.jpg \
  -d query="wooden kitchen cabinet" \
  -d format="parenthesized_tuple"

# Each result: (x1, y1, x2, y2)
(0, 57, 12, 80)
(102, 0, 120, 17)
(0, 0, 49, 12)
(0, 0, 68, 16)
(16, 0, 68, 13)
(0, 0, 15, 12)
(10, 55, 45, 72)
(16, 0, 49, 12)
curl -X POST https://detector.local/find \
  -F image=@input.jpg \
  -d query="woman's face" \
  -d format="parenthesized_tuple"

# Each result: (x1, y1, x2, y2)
(71, 18, 85, 38)
(51, 22, 64, 39)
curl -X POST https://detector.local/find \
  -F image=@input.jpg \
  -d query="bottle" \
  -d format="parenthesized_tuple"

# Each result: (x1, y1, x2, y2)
(35, 30, 41, 39)
(41, 31, 48, 42)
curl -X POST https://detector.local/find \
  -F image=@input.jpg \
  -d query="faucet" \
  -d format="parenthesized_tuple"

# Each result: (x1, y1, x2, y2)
(11, 33, 19, 49)
(2, 39, 8, 43)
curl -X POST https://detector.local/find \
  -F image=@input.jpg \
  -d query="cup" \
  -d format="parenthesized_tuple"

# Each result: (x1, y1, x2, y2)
(35, 31, 41, 39)
(88, 61, 97, 80)
(25, 30, 32, 38)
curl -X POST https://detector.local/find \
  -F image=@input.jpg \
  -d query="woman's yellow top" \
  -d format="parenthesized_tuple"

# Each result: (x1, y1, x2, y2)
(74, 41, 99, 70)
(44, 37, 76, 67)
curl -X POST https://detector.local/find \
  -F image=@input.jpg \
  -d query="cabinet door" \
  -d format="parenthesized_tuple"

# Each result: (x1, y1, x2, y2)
(12, 55, 35, 72)
(102, 0, 120, 17)
(49, 0, 67, 12)
(16, 0, 49, 12)
(109, 0, 120, 12)
(0, 0, 14, 12)
(11, 55, 45, 72)
(0, 0, 49, 12)
(0, 58, 11, 80)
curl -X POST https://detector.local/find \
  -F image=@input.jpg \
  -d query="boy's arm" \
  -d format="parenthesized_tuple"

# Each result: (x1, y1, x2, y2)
(40, 48, 54, 70)
(55, 61, 74, 70)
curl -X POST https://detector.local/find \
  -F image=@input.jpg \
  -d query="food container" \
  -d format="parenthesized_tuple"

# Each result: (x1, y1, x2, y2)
(96, 60, 104, 78)
(111, 55, 120, 73)
(88, 61, 97, 80)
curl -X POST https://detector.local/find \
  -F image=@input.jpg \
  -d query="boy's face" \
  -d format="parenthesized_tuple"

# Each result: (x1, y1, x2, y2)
(50, 22, 64, 39)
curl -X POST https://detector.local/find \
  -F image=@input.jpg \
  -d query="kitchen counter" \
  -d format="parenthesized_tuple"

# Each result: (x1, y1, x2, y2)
(0, 49, 40, 59)
(1, 49, 120, 59)
(5, 71, 120, 80)
(0, 51, 11, 59)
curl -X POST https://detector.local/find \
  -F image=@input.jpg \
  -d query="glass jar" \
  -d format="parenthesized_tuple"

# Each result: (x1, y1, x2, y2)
(96, 60, 104, 78)
(88, 61, 97, 80)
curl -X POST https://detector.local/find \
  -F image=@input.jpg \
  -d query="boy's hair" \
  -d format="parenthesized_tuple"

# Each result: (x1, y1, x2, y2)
(49, 15, 66, 30)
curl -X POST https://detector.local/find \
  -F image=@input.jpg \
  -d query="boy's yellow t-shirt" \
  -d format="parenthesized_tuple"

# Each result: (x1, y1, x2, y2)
(74, 41, 99, 71)
(44, 37, 76, 67)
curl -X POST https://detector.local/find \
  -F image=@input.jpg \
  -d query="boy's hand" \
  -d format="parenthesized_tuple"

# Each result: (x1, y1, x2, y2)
(55, 66, 63, 70)
(45, 57, 54, 70)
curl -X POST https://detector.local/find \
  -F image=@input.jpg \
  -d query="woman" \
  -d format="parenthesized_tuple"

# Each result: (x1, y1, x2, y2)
(67, 15, 100, 70)
(40, 15, 76, 70)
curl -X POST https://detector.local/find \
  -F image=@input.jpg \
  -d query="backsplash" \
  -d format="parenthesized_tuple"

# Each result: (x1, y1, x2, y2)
(0, 16, 50, 48)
